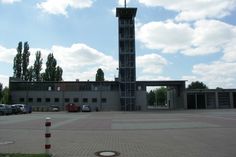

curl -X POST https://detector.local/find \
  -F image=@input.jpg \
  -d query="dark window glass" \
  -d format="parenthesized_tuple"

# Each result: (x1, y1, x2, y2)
(92, 98, 97, 103)
(65, 98, 70, 103)
(19, 98, 25, 102)
(55, 98, 59, 102)
(83, 98, 88, 103)
(37, 98, 42, 102)
(101, 98, 107, 103)
(28, 98, 33, 102)
(73, 98, 79, 103)
(46, 98, 50, 102)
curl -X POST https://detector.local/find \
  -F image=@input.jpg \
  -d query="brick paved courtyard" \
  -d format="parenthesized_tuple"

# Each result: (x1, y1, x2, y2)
(1, 110, 236, 157)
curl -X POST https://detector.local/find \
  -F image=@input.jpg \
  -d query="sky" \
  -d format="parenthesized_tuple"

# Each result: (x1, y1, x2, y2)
(0, 0, 236, 89)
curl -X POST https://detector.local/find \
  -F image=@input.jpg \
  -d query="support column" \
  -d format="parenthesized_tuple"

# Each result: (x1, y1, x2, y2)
(184, 91, 187, 109)
(195, 93, 197, 109)
(230, 92, 234, 109)
(215, 92, 219, 109)
(205, 93, 208, 109)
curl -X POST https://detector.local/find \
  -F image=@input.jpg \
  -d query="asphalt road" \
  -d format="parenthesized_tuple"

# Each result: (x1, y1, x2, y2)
(0, 110, 236, 157)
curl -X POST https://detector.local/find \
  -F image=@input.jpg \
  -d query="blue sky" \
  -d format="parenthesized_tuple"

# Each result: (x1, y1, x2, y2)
(0, 0, 236, 88)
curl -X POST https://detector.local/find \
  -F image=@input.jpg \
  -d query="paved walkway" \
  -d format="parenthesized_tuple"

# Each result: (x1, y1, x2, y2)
(1, 110, 236, 157)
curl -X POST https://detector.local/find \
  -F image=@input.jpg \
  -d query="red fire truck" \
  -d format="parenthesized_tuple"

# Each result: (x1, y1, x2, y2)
(65, 103, 80, 112)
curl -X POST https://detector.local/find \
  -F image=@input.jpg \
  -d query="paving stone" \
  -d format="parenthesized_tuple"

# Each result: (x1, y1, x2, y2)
(0, 110, 236, 157)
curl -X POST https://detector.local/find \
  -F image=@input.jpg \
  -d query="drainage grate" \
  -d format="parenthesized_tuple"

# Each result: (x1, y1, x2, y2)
(0, 141, 15, 145)
(95, 151, 120, 157)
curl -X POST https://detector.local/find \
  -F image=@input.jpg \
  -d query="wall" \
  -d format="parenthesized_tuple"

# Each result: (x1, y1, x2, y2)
(11, 90, 120, 111)
(186, 90, 236, 109)
(136, 91, 147, 111)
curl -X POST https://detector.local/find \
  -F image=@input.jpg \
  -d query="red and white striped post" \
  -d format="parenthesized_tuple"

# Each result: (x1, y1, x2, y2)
(45, 117, 51, 154)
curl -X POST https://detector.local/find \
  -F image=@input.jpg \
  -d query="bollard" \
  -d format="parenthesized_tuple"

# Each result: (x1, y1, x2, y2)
(45, 117, 51, 154)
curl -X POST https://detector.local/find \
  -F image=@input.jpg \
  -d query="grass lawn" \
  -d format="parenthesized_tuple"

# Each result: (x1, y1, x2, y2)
(0, 154, 50, 157)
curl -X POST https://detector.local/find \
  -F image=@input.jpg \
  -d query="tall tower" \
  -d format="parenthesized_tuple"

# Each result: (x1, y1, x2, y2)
(116, 5, 137, 111)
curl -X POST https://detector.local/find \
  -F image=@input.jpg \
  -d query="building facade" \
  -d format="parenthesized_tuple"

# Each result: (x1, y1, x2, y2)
(9, 78, 186, 111)
(186, 89, 236, 109)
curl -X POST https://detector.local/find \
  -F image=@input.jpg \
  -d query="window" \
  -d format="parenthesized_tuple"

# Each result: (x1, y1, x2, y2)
(65, 98, 70, 103)
(101, 98, 107, 103)
(37, 98, 42, 103)
(55, 98, 59, 103)
(73, 98, 79, 103)
(19, 98, 25, 102)
(83, 98, 88, 103)
(46, 98, 50, 102)
(57, 87, 61, 91)
(92, 98, 97, 103)
(28, 98, 33, 102)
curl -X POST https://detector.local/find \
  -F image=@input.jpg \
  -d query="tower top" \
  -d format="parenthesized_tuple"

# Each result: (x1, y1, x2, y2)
(125, 0, 126, 8)
(116, 7, 137, 18)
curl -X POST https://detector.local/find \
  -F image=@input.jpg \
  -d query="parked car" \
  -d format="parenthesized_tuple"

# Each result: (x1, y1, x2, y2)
(0, 104, 12, 115)
(5, 105, 12, 115)
(50, 105, 60, 112)
(66, 103, 80, 112)
(11, 104, 21, 114)
(0, 104, 7, 115)
(15, 104, 26, 113)
(24, 104, 32, 113)
(81, 105, 91, 112)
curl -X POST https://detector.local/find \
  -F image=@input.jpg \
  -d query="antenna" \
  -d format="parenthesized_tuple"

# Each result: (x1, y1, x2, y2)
(125, 0, 127, 8)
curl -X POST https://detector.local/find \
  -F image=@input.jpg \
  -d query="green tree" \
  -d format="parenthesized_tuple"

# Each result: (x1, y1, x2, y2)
(188, 81, 208, 89)
(43, 53, 63, 81)
(155, 87, 167, 106)
(147, 90, 155, 106)
(1, 87, 10, 104)
(33, 51, 43, 81)
(43, 53, 57, 81)
(55, 66, 63, 81)
(13, 42, 23, 79)
(27, 66, 34, 82)
(96, 68, 105, 81)
(22, 42, 30, 81)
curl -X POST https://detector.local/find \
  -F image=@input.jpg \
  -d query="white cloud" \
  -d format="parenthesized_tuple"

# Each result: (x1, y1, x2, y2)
(137, 53, 168, 74)
(181, 75, 198, 87)
(137, 21, 193, 53)
(37, 0, 93, 16)
(0, 74, 9, 88)
(0, 43, 117, 82)
(137, 19, 236, 56)
(194, 20, 234, 46)
(183, 20, 236, 56)
(137, 75, 171, 81)
(136, 53, 171, 81)
(51, 43, 118, 81)
(138, 0, 236, 21)
(0, 45, 16, 64)
(222, 39, 236, 62)
(1, 0, 20, 4)
(183, 61, 236, 88)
